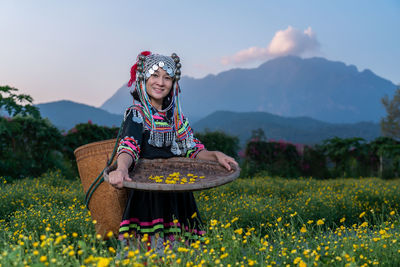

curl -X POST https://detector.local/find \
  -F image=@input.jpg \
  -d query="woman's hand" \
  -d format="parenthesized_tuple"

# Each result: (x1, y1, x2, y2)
(196, 150, 239, 171)
(108, 168, 132, 189)
(214, 151, 238, 171)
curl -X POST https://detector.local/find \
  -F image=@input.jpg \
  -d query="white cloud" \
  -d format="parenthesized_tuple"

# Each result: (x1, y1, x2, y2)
(221, 26, 320, 65)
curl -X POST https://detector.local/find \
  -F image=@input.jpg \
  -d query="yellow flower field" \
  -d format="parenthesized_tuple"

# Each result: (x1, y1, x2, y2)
(1, 171, 400, 266)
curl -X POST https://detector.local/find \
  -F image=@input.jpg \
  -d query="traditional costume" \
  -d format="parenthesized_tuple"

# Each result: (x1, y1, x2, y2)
(117, 52, 205, 252)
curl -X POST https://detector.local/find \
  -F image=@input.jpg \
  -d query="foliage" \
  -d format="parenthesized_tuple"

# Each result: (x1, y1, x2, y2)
(0, 86, 74, 179)
(242, 140, 302, 177)
(381, 85, 400, 139)
(320, 137, 367, 177)
(63, 121, 120, 163)
(0, 116, 66, 179)
(0, 85, 40, 118)
(300, 145, 329, 179)
(195, 130, 240, 159)
(2, 173, 400, 266)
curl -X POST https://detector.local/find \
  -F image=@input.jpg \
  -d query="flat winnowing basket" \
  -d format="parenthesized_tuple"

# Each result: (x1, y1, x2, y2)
(103, 157, 240, 191)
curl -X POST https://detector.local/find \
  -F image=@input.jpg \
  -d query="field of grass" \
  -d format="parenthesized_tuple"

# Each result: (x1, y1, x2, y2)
(1, 171, 400, 266)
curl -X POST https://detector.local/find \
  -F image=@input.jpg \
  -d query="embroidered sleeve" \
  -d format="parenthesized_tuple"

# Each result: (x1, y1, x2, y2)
(117, 107, 144, 167)
(185, 136, 205, 159)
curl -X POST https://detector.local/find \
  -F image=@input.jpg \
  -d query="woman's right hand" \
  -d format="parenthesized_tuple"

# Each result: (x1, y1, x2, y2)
(108, 168, 132, 189)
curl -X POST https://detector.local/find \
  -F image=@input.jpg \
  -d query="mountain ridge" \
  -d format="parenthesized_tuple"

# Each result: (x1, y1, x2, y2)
(100, 55, 396, 123)
(35, 100, 380, 145)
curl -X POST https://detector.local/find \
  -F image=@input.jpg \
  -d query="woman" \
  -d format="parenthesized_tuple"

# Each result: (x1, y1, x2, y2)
(108, 51, 238, 252)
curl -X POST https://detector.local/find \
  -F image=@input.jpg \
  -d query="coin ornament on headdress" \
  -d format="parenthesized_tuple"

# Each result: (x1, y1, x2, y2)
(127, 51, 182, 87)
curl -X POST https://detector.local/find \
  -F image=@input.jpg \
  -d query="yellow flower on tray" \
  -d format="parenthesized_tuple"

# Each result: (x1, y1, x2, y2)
(148, 172, 203, 185)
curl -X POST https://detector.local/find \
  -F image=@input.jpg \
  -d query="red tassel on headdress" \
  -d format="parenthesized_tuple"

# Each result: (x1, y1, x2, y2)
(139, 51, 151, 57)
(127, 51, 152, 87)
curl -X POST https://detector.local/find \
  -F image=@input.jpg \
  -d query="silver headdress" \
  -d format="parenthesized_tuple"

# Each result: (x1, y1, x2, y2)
(126, 51, 193, 156)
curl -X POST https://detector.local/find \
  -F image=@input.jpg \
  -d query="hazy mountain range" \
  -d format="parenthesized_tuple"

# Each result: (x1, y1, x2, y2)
(101, 56, 396, 123)
(34, 55, 393, 144)
(36, 101, 380, 145)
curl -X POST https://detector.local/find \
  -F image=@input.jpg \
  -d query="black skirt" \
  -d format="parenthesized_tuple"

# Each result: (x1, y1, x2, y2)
(118, 190, 205, 242)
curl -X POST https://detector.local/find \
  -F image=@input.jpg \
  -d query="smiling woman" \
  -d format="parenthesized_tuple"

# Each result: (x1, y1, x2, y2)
(107, 51, 238, 253)
(145, 69, 174, 110)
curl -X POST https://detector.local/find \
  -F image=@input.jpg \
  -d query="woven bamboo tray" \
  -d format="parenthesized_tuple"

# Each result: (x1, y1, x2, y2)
(103, 157, 240, 191)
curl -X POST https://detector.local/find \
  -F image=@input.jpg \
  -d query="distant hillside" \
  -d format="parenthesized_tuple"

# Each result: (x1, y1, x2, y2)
(35, 100, 379, 144)
(36, 100, 122, 130)
(192, 111, 381, 145)
(101, 56, 396, 123)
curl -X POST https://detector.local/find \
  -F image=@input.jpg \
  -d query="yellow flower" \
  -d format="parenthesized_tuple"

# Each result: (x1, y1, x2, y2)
(234, 228, 243, 235)
(106, 231, 113, 238)
(33, 250, 39, 256)
(340, 217, 346, 223)
(191, 212, 197, 219)
(300, 226, 307, 233)
(178, 247, 189, 253)
(97, 257, 111, 267)
(277, 217, 282, 222)
(359, 212, 366, 218)
(248, 259, 256, 266)
(317, 219, 324, 225)
(40, 255, 47, 262)
(72, 232, 78, 238)
(390, 211, 395, 216)
(307, 220, 314, 224)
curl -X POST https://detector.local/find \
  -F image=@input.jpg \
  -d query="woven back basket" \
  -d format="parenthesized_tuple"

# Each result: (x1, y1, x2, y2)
(74, 139, 126, 238)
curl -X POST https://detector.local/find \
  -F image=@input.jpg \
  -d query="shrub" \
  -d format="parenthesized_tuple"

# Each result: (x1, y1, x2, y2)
(63, 122, 120, 163)
(0, 116, 65, 179)
(242, 140, 302, 178)
(195, 130, 240, 159)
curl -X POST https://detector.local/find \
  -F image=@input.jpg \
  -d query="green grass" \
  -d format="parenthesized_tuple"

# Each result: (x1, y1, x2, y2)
(1, 171, 400, 266)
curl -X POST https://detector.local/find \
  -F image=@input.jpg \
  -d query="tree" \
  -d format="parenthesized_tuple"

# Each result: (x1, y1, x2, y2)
(320, 137, 366, 177)
(0, 85, 69, 179)
(195, 130, 240, 159)
(381, 85, 400, 139)
(0, 85, 40, 118)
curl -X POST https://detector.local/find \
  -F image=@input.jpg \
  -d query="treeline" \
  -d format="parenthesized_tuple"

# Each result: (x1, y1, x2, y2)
(240, 133, 400, 179)
(2, 85, 400, 180)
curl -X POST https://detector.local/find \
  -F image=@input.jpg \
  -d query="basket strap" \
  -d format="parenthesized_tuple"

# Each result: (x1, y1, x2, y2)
(85, 118, 125, 210)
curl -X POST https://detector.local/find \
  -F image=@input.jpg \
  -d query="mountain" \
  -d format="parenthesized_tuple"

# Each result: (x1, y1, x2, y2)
(35, 99, 380, 145)
(192, 111, 381, 145)
(100, 56, 396, 123)
(36, 100, 123, 130)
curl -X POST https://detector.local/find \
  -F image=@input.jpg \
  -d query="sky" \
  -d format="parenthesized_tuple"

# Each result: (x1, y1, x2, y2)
(1, 0, 399, 107)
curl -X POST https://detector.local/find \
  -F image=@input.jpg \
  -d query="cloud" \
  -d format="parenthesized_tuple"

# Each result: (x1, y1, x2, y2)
(221, 26, 320, 65)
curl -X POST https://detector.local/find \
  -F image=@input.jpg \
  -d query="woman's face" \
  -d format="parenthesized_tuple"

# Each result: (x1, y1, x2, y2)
(145, 68, 173, 109)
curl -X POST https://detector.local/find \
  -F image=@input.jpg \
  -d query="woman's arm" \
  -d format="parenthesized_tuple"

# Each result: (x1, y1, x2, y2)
(196, 150, 238, 171)
(109, 153, 133, 189)
(108, 107, 143, 189)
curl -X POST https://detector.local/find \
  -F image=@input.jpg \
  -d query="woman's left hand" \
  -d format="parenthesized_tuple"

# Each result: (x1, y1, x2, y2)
(214, 151, 238, 171)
